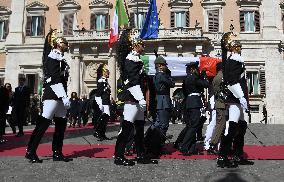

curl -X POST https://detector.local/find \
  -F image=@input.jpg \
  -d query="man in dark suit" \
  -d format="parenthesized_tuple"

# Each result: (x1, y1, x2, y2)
(0, 81, 9, 143)
(175, 62, 209, 155)
(13, 77, 30, 137)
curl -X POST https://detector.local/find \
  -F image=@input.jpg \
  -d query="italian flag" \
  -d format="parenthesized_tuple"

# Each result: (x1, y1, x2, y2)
(108, 0, 129, 48)
(141, 56, 221, 77)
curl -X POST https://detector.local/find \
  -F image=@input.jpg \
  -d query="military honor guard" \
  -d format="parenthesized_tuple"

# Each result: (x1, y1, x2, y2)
(114, 29, 158, 166)
(174, 62, 210, 155)
(217, 32, 254, 168)
(93, 63, 111, 141)
(25, 30, 72, 163)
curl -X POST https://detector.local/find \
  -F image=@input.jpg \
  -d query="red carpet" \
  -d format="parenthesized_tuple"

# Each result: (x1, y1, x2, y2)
(1, 143, 284, 160)
(1, 125, 284, 160)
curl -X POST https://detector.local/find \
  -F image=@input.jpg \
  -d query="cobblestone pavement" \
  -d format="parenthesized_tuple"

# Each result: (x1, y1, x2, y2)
(1, 123, 284, 182)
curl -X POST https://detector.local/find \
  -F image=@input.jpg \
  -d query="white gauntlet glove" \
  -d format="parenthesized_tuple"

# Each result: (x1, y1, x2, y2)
(138, 99, 146, 112)
(239, 97, 248, 111)
(62, 97, 71, 109)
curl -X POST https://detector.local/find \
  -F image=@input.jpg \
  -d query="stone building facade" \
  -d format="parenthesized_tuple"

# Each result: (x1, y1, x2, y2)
(0, 0, 284, 124)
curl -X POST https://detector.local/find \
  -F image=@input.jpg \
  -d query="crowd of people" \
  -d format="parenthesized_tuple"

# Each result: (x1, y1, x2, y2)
(0, 28, 260, 168)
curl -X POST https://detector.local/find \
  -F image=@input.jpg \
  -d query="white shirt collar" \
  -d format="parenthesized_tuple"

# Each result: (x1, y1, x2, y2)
(126, 51, 142, 62)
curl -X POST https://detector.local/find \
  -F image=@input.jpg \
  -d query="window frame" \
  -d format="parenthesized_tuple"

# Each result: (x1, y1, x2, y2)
(247, 71, 261, 96)
(207, 9, 220, 32)
(26, 15, 45, 37)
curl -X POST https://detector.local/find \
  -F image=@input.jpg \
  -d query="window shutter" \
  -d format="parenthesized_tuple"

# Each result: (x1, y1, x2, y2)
(186, 11, 190, 27)
(259, 69, 266, 96)
(3, 20, 9, 39)
(170, 12, 175, 28)
(240, 11, 245, 32)
(254, 11, 260, 32)
(26, 16, 32, 36)
(63, 14, 74, 36)
(208, 10, 219, 32)
(38, 16, 44, 36)
(105, 14, 110, 30)
(90, 13, 96, 30)
(130, 12, 135, 28)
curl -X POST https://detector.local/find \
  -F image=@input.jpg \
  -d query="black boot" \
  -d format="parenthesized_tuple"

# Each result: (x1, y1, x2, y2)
(233, 155, 254, 165)
(217, 156, 238, 168)
(52, 117, 72, 162)
(114, 156, 135, 166)
(53, 150, 73, 162)
(98, 114, 110, 141)
(25, 116, 50, 163)
(114, 120, 134, 162)
(25, 151, 43, 163)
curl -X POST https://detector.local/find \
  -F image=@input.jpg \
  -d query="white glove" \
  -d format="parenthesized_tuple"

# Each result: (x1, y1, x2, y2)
(138, 99, 146, 112)
(62, 97, 71, 109)
(239, 97, 248, 111)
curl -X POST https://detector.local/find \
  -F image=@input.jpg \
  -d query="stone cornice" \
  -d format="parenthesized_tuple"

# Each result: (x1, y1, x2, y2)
(26, 1, 49, 12)
(168, 0, 193, 8)
(128, 0, 149, 9)
(0, 6, 12, 16)
(201, 0, 226, 7)
(57, 0, 81, 11)
(89, 0, 113, 9)
(237, 0, 262, 7)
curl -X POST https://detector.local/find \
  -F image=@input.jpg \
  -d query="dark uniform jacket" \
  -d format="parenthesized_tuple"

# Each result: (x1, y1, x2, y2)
(95, 77, 111, 105)
(153, 71, 175, 109)
(0, 86, 9, 114)
(14, 85, 30, 109)
(122, 52, 145, 103)
(213, 71, 226, 109)
(42, 49, 69, 101)
(69, 98, 80, 117)
(224, 53, 248, 104)
(183, 72, 209, 109)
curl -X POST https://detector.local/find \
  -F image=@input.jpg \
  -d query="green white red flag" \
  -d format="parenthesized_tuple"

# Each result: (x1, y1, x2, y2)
(108, 0, 129, 48)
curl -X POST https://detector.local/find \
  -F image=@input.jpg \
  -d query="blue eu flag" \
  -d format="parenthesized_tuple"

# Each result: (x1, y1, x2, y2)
(140, 0, 159, 39)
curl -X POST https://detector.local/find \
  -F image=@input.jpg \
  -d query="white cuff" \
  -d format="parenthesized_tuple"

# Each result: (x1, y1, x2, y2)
(227, 83, 244, 99)
(127, 85, 144, 101)
(50, 83, 67, 98)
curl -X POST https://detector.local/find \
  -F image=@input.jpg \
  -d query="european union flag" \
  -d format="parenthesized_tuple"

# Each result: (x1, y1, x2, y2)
(140, 0, 159, 39)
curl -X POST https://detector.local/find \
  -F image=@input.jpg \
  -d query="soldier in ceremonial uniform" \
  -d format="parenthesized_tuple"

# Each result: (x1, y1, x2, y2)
(25, 30, 72, 163)
(114, 29, 158, 166)
(175, 62, 209, 155)
(93, 63, 111, 141)
(217, 32, 254, 168)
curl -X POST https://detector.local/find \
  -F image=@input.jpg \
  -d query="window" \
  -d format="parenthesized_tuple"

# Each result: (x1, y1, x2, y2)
(240, 11, 260, 32)
(247, 71, 260, 95)
(170, 11, 190, 28)
(207, 9, 219, 32)
(90, 14, 109, 31)
(63, 14, 74, 36)
(26, 16, 44, 36)
(0, 20, 9, 40)
(130, 12, 146, 29)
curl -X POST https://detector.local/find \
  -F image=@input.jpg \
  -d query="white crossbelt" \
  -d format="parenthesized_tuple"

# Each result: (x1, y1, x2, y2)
(188, 93, 201, 96)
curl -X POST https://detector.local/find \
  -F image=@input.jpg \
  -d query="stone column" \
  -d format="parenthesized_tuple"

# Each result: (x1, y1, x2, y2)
(5, 0, 25, 44)
(71, 55, 81, 96)
(108, 56, 117, 100)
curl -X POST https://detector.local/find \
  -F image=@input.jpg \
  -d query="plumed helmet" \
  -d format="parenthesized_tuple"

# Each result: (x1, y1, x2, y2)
(221, 32, 236, 51)
(154, 56, 167, 65)
(128, 29, 145, 49)
(229, 40, 242, 52)
(47, 29, 68, 48)
(97, 63, 109, 80)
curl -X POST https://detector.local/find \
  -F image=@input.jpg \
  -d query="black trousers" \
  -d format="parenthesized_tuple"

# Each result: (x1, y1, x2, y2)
(114, 120, 145, 157)
(0, 111, 6, 137)
(95, 113, 109, 137)
(178, 108, 201, 152)
(15, 106, 27, 133)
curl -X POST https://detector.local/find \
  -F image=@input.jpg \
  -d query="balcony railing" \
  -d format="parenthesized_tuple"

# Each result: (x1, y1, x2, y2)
(71, 27, 203, 41)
